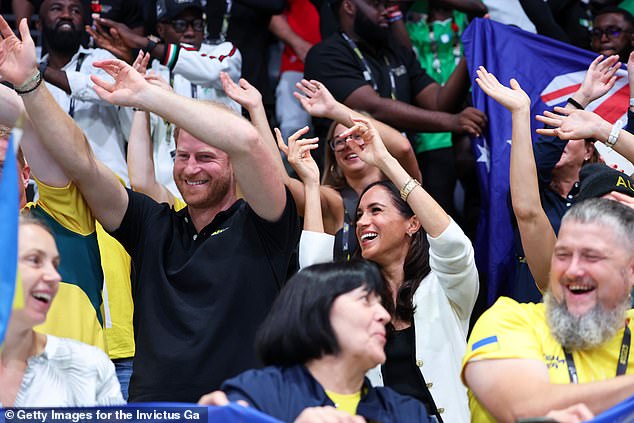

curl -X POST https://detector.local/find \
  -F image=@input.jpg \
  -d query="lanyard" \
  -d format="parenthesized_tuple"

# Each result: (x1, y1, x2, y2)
(340, 32, 396, 100)
(564, 324, 631, 384)
(219, 0, 233, 42)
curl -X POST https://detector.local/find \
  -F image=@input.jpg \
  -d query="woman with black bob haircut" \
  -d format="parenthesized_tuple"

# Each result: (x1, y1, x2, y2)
(199, 260, 432, 423)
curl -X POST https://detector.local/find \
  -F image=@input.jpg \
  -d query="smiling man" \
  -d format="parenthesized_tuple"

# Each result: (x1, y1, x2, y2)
(590, 7, 634, 62)
(462, 198, 634, 423)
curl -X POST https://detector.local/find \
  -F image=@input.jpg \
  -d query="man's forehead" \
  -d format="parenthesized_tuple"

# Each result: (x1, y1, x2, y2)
(595, 13, 629, 27)
(557, 220, 617, 248)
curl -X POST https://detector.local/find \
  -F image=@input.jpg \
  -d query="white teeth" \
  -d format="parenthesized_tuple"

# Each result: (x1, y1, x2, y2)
(186, 180, 207, 186)
(568, 284, 594, 293)
(32, 293, 51, 303)
(346, 154, 358, 159)
(361, 232, 378, 241)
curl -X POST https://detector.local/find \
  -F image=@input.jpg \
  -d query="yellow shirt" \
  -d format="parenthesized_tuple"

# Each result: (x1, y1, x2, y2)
(325, 390, 361, 416)
(462, 297, 634, 423)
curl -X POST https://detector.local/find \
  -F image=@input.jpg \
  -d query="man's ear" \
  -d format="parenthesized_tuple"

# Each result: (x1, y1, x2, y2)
(342, 0, 356, 16)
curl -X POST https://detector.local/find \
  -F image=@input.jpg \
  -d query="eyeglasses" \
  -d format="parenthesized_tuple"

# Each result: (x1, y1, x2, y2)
(329, 134, 363, 152)
(170, 18, 204, 33)
(590, 26, 630, 40)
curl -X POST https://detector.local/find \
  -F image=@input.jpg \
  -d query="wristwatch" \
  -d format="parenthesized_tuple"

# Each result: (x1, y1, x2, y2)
(144, 35, 161, 54)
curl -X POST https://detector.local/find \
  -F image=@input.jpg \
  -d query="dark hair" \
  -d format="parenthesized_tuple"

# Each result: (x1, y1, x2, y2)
(256, 259, 386, 366)
(356, 180, 431, 323)
(594, 7, 634, 29)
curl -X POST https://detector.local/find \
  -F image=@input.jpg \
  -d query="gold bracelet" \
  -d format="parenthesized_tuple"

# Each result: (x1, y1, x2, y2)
(400, 178, 421, 201)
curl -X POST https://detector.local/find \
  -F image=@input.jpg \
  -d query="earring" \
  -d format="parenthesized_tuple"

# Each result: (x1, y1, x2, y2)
(407, 232, 413, 237)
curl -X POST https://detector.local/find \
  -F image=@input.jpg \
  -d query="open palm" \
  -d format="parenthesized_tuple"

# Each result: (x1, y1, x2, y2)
(91, 59, 147, 107)
(0, 17, 38, 86)
(294, 79, 337, 118)
(475, 66, 530, 112)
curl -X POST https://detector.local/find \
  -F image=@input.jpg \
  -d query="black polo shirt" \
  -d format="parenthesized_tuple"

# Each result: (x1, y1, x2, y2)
(304, 33, 434, 105)
(110, 188, 300, 402)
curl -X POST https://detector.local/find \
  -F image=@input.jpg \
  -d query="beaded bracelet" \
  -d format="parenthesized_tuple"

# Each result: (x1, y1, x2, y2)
(14, 71, 42, 96)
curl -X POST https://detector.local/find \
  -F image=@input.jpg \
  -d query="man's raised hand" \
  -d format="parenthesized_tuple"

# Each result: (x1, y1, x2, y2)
(0, 17, 37, 87)
(91, 59, 149, 107)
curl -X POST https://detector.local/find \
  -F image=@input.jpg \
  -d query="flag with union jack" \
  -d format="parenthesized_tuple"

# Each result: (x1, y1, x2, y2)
(462, 18, 631, 304)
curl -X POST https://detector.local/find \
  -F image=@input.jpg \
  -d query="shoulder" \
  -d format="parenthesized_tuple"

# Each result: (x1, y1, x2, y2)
(472, 297, 543, 330)
(222, 366, 297, 407)
(45, 335, 114, 373)
(306, 34, 349, 60)
(81, 47, 117, 62)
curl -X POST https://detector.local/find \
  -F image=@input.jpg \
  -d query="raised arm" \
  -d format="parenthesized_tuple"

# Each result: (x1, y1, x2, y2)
(221, 72, 343, 231)
(295, 79, 421, 180)
(91, 58, 285, 221)
(338, 117, 449, 237)
(0, 17, 127, 230)
(475, 67, 555, 292)
(126, 51, 175, 206)
(536, 108, 634, 164)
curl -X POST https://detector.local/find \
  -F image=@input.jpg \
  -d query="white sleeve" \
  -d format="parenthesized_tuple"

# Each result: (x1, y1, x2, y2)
(299, 230, 335, 269)
(67, 49, 118, 103)
(427, 218, 479, 321)
(95, 350, 126, 405)
(165, 42, 242, 89)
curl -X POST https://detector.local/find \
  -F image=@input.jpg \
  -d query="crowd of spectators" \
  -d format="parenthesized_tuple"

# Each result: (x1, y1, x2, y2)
(2, 0, 634, 422)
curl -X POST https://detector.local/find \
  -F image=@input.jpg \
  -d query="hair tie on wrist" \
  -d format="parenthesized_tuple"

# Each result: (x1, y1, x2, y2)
(566, 97, 584, 110)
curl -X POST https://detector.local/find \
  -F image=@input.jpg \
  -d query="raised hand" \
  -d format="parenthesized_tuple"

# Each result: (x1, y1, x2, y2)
(475, 66, 530, 113)
(86, 20, 134, 63)
(536, 107, 608, 140)
(132, 51, 151, 75)
(337, 116, 390, 169)
(220, 72, 262, 111)
(293, 79, 338, 119)
(275, 126, 320, 185)
(91, 59, 148, 107)
(0, 17, 38, 86)
(577, 55, 620, 105)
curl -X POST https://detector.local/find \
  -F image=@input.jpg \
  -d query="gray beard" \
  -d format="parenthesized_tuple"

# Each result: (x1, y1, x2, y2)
(544, 291, 629, 351)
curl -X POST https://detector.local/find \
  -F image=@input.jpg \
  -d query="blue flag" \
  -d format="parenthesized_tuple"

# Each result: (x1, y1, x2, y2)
(0, 134, 19, 345)
(462, 18, 630, 304)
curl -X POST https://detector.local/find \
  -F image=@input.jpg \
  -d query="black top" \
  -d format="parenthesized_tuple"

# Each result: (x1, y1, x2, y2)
(205, 0, 285, 107)
(110, 188, 300, 402)
(304, 33, 435, 106)
(383, 326, 441, 422)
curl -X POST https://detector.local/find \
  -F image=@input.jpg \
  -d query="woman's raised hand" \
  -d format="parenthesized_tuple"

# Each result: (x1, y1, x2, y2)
(536, 107, 608, 140)
(275, 126, 320, 185)
(338, 116, 390, 169)
(294, 79, 338, 119)
(475, 66, 530, 113)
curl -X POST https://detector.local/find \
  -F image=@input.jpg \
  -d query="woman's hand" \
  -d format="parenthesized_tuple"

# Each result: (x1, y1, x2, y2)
(535, 107, 610, 141)
(475, 66, 530, 113)
(132, 50, 150, 75)
(220, 72, 262, 111)
(576, 54, 620, 105)
(337, 116, 391, 170)
(294, 79, 338, 119)
(275, 126, 320, 185)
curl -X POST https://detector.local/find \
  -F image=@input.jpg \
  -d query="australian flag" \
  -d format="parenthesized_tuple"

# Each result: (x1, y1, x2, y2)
(462, 18, 630, 304)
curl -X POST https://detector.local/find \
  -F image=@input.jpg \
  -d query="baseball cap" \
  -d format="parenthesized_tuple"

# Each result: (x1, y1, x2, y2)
(156, 0, 204, 21)
(576, 163, 634, 201)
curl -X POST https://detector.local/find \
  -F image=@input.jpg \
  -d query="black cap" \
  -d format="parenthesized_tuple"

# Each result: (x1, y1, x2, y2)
(576, 163, 634, 201)
(156, 0, 203, 21)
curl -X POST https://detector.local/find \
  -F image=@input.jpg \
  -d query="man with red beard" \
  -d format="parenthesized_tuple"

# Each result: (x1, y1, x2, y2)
(0, 15, 300, 403)
(463, 199, 634, 422)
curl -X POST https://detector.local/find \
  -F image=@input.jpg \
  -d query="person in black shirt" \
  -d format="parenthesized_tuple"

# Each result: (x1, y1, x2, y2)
(0, 18, 300, 402)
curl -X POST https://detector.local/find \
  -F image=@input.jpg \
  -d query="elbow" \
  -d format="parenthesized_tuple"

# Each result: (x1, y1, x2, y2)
(512, 202, 542, 223)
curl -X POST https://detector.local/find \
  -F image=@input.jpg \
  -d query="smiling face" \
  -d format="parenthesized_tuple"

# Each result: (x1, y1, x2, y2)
(591, 12, 634, 61)
(356, 184, 419, 267)
(329, 285, 390, 369)
(330, 123, 371, 176)
(549, 220, 634, 317)
(15, 223, 61, 327)
(173, 130, 234, 210)
(39, 0, 84, 54)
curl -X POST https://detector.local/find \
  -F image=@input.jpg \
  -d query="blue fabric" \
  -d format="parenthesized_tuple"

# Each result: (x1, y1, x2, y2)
(462, 18, 629, 304)
(0, 135, 19, 345)
(590, 394, 634, 422)
(114, 358, 134, 401)
(222, 365, 431, 422)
